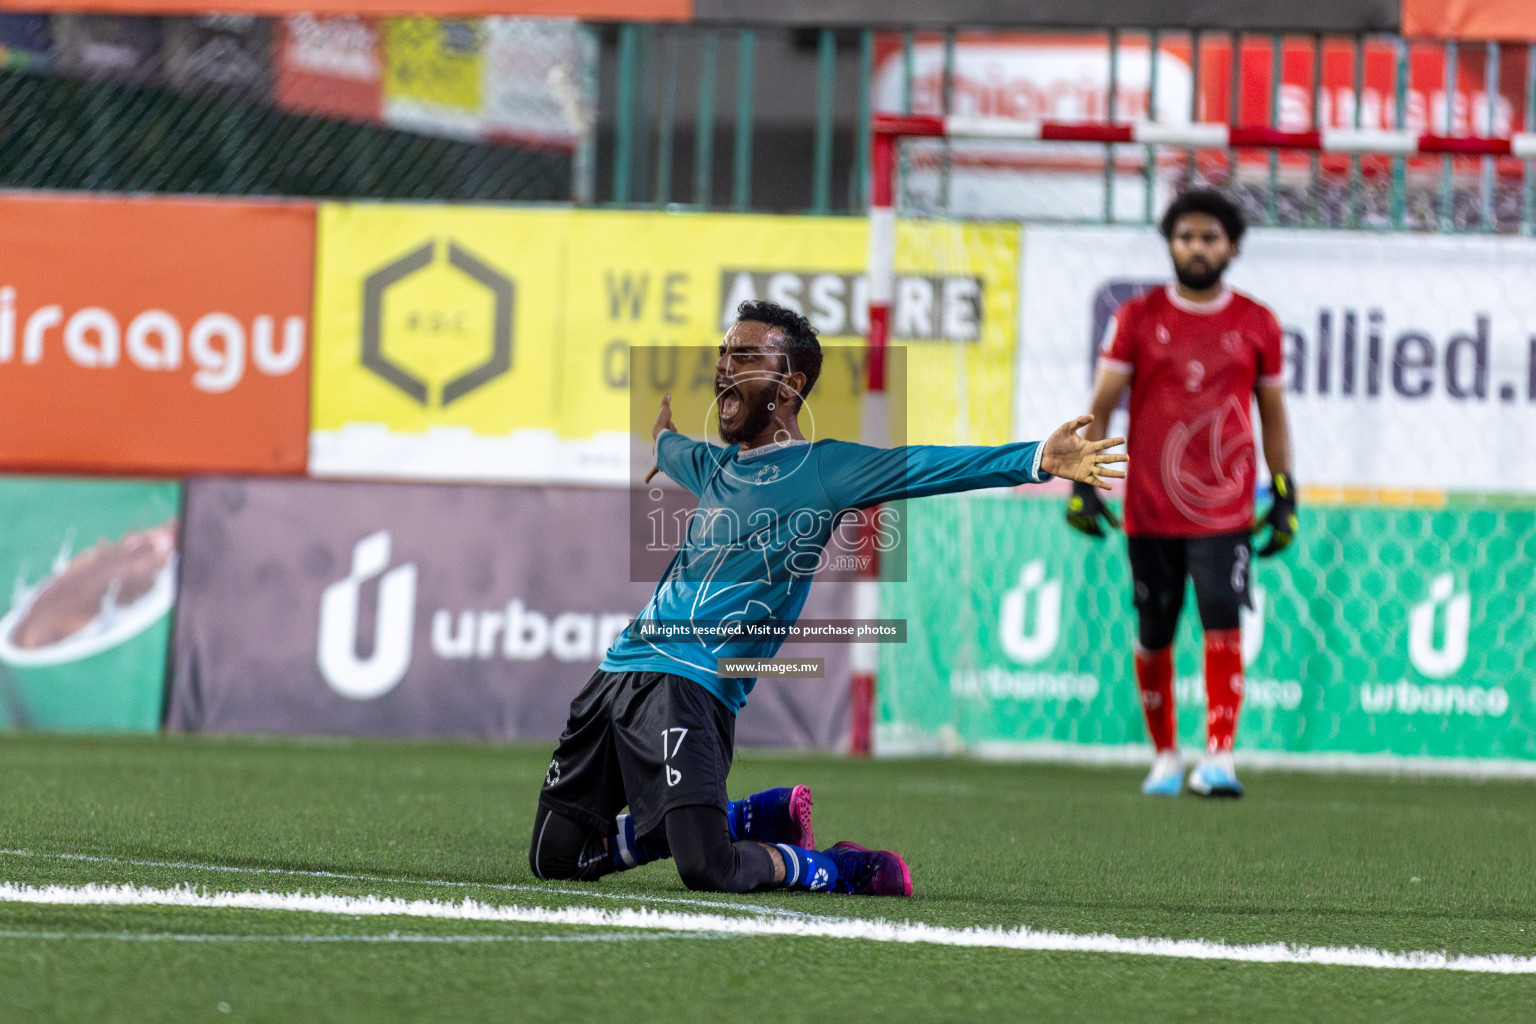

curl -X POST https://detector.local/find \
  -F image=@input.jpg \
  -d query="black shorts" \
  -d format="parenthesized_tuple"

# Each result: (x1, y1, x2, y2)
(1127, 531, 1251, 637)
(538, 670, 735, 839)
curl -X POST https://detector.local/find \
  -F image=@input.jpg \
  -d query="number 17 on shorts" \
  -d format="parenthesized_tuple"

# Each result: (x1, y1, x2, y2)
(663, 728, 688, 787)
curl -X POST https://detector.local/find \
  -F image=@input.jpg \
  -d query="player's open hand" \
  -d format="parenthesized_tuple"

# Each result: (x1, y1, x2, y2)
(1040, 415, 1126, 490)
(653, 393, 676, 442)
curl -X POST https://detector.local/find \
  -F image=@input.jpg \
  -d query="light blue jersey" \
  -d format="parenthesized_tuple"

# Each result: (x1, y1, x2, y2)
(600, 431, 1052, 711)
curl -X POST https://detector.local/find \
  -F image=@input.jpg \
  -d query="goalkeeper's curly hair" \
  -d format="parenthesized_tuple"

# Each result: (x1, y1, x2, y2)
(1159, 188, 1248, 246)
(734, 299, 823, 408)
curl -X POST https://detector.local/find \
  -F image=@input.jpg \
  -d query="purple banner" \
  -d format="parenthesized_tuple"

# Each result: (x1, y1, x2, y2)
(169, 477, 852, 748)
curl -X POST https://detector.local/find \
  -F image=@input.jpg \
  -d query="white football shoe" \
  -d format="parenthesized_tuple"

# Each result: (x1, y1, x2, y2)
(1140, 750, 1185, 796)
(1187, 751, 1245, 798)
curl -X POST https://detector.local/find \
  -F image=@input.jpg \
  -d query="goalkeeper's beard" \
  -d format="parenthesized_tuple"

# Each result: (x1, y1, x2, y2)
(1173, 257, 1228, 292)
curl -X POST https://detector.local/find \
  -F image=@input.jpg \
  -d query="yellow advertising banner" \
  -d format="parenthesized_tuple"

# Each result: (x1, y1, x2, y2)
(311, 203, 573, 479)
(310, 205, 1019, 483)
(895, 219, 1018, 447)
(562, 212, 870, 453)
(382, 17, 485, 131)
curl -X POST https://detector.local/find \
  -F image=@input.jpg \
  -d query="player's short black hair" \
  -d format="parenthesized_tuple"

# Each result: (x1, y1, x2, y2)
(1159, 188, 1247, 246)
(735, 299, 823, 407)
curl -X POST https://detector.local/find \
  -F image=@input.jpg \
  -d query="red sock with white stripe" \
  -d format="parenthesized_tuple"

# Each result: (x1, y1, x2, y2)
(1134, 646, 1177, 752)
(1203, 628, 1244, 754)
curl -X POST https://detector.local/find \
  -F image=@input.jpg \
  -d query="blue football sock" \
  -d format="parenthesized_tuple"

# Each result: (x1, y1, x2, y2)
(774, 844, 839, 892)
(609, 813, 660, 872)
(726, 797, 747, 843)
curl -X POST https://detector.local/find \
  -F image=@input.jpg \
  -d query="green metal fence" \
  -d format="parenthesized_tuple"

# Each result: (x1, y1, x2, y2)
(0, 13, 583, 202)
(599, 24, 871, 214)
(0, 69, 570, 200)
(6, 13, 1536, 233)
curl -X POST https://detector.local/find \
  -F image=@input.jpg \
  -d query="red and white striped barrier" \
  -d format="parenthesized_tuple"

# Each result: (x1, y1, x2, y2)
(848, 131, 900, 757)
(874, 114, 1536, 159)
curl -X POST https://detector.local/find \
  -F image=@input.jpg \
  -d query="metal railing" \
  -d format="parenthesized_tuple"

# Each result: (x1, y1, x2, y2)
(596, 26, 1536, 233)
(862, 31, 1536, 233)
(4, 14, 1536, 233)
(594, 24, 874, 214)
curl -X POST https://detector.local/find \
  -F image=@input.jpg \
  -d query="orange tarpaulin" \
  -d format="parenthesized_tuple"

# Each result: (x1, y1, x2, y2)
(1404, 0, 1536, 41)
(0, 0, 689, 18)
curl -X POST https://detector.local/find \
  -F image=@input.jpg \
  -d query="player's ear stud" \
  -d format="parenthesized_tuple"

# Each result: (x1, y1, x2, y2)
(768, 402, 776, 411)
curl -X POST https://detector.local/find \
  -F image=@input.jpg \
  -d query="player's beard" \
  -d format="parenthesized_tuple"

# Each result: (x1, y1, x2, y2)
(717, 385, 776, 445)
(1173, 254, 1229, 292)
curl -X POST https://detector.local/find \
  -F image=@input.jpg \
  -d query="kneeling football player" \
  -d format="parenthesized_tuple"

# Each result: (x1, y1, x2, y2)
(532, 300, 1125, 894)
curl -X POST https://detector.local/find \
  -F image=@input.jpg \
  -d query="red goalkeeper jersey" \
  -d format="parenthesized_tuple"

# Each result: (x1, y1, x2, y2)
(1099, 284, 1285, 538)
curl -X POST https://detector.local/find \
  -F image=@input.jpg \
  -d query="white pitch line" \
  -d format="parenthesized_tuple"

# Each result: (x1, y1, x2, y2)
(0, 929, 735, 945)
(0, 848, 814, 920)
(2, 882, 1533, 975)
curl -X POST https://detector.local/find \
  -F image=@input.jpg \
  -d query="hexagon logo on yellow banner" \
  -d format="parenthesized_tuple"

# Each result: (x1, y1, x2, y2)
(310, 203, 572, 481)
(361, 239, 513, 407)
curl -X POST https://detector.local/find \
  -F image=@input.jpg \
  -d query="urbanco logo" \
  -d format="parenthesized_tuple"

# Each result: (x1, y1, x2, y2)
(1408, 573, 1471, 679)
(361, 239, 514, 406)
(317, 531, 418, 700)
(1000, 560, 1062, 665)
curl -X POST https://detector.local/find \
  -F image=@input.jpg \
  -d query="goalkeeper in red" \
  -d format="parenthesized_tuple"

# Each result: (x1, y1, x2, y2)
(1068, 189, 1296, 798)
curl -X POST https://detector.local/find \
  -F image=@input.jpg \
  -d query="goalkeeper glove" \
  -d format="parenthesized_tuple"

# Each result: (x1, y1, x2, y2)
(1255, 472, 1298, 557)
(1066, 480, 1120, 538)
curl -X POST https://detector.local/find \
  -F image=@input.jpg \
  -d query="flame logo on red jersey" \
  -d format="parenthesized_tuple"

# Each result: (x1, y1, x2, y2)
(1159, 395, 1255, 530)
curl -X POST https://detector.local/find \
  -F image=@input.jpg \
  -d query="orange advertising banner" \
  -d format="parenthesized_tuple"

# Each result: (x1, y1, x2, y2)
(0, 0, 689, 18)
(0, 194, 313, 475)
(1404, 0, 1536, 41)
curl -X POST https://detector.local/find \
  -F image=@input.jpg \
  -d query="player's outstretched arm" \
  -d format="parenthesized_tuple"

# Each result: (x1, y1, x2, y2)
(1040, 415, 1127, 490)
(645, 394, 718, 495)
(644, 393, 677, 483)
(821, 431, 1122, 511)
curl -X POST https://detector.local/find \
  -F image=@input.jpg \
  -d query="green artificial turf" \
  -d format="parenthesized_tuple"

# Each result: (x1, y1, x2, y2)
(0, 733, 1533, 1023)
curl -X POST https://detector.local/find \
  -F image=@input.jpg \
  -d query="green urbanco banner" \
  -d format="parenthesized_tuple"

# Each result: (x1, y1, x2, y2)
(877, 494, 1536, 766)
(0, 477, 181, 731)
